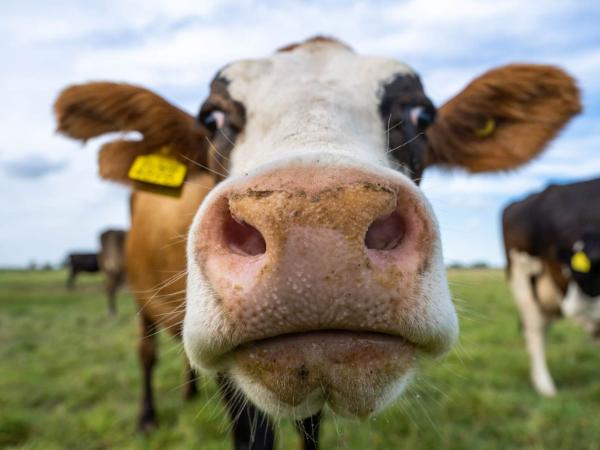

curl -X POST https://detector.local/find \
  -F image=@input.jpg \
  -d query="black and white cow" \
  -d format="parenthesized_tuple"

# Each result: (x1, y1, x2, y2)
(503, 178, 600, 396)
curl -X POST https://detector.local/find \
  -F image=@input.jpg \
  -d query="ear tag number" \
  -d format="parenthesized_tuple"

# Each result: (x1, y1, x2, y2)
(474, 118, 496, 138)
(571, 251, 591, 273)
(128, 146, 187, 188)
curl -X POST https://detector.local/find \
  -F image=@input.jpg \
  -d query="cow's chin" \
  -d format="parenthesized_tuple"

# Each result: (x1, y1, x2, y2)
(228, 331, 416, 419)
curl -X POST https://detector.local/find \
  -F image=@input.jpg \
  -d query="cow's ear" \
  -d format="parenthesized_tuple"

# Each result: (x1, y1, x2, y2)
(425, 64, 581, 173)
(54, 82, 209, 184)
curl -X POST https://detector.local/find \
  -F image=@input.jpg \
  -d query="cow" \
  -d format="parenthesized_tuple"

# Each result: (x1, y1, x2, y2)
(66, 252, 99, 289)
(54, 36, 580, 449)
(98, 228, 127, 316)
(503, 178, 600, 396)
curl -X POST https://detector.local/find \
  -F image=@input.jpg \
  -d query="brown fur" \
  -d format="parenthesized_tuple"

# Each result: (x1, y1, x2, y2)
(125, 177, 214, 332)
(426, 64, 581, 172)
(54, 83, 216, 428)
(54, 82, 209, 184)
(126, 175, 215, 428)
(98, 229, 127, 316)
(277, 35, 353, 53)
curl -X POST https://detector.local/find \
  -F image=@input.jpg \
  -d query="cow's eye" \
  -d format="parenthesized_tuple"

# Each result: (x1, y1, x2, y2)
(409, 106, 434, 129)
(201, 110, 226, 132)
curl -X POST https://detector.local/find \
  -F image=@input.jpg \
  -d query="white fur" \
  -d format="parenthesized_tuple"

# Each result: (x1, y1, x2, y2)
(222, 43, 415, 175)
(562, 282, 600, 321)
(509, 249, 557, 396)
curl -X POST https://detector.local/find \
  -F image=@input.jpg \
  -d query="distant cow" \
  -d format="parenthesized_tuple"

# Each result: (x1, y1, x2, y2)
(66, 229, 127, 316)
(503, 178, 600, 396)
(98, 229, 127, 316)
(66, 253, 99, 289)
(55, 36, 580, 448)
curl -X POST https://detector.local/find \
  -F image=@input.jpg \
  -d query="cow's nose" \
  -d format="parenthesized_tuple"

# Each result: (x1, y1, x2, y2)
(220, 190, 407, 256)
(194, 165, 436, 336)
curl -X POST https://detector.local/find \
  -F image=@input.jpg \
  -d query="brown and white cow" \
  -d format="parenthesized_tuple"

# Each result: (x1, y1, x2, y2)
(503, 178, 600, 396)
(55, 37, 580, 449)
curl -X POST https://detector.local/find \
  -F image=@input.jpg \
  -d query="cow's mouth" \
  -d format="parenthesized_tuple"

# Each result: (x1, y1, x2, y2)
(229, 330, 417, 418)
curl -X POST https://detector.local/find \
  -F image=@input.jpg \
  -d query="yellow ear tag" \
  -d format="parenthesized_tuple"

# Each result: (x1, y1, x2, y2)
(571, 251, 591, 273)
(474, 118, 496, 138)
(128, 146, 187, 188)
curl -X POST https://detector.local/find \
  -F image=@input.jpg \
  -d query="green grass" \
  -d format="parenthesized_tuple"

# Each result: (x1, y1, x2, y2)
(1, 269, 599, 449)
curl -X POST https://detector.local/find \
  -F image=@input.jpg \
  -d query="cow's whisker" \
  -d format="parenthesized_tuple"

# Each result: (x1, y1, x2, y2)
(386, 132, 424, 153)
(384, 118, 404, 134)
(386, 114, 392, 153)
(205, 136, 231, 174)
(168, 374, 203, 393)
(180, 153, 229, 179)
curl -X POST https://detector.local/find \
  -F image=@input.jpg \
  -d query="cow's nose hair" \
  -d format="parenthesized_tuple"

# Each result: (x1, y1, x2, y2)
(223, 209, 266, 256)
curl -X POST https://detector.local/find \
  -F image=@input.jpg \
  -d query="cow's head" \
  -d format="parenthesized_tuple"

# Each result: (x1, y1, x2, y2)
(54, 37, 580, 419)
(560, 232, 600, 322)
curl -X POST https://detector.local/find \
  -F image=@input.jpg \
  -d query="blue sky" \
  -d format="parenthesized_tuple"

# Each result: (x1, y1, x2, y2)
(1, 0, 599, 267)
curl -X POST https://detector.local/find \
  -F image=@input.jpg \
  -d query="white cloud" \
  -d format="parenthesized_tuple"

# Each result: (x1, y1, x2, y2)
(1, 0, 224, 44)
(1, 0, 599, 266)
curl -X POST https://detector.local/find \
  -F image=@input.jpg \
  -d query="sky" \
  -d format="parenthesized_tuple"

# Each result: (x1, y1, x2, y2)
(1, 0, 599, 267)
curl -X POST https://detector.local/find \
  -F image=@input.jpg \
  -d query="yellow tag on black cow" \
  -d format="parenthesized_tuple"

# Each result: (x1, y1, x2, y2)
(571, 251, 591, 273)
(128, 153, 187, 188)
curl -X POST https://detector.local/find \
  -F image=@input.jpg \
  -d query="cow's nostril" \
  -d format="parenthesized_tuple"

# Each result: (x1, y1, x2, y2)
(365, 212, 405, 250)
(223, 210, 266, 256)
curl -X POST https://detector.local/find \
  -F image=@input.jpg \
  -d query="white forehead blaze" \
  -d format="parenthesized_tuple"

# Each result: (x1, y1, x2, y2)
(220, 42, 416, 174)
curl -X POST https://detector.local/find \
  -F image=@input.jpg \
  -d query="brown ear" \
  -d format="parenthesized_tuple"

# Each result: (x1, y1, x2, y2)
(425, 64, 581, 173)
(54, 82, 208, 184)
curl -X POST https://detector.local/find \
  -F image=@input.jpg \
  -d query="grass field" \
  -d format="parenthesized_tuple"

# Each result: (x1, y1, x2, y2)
(1, 269, 600, 450)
